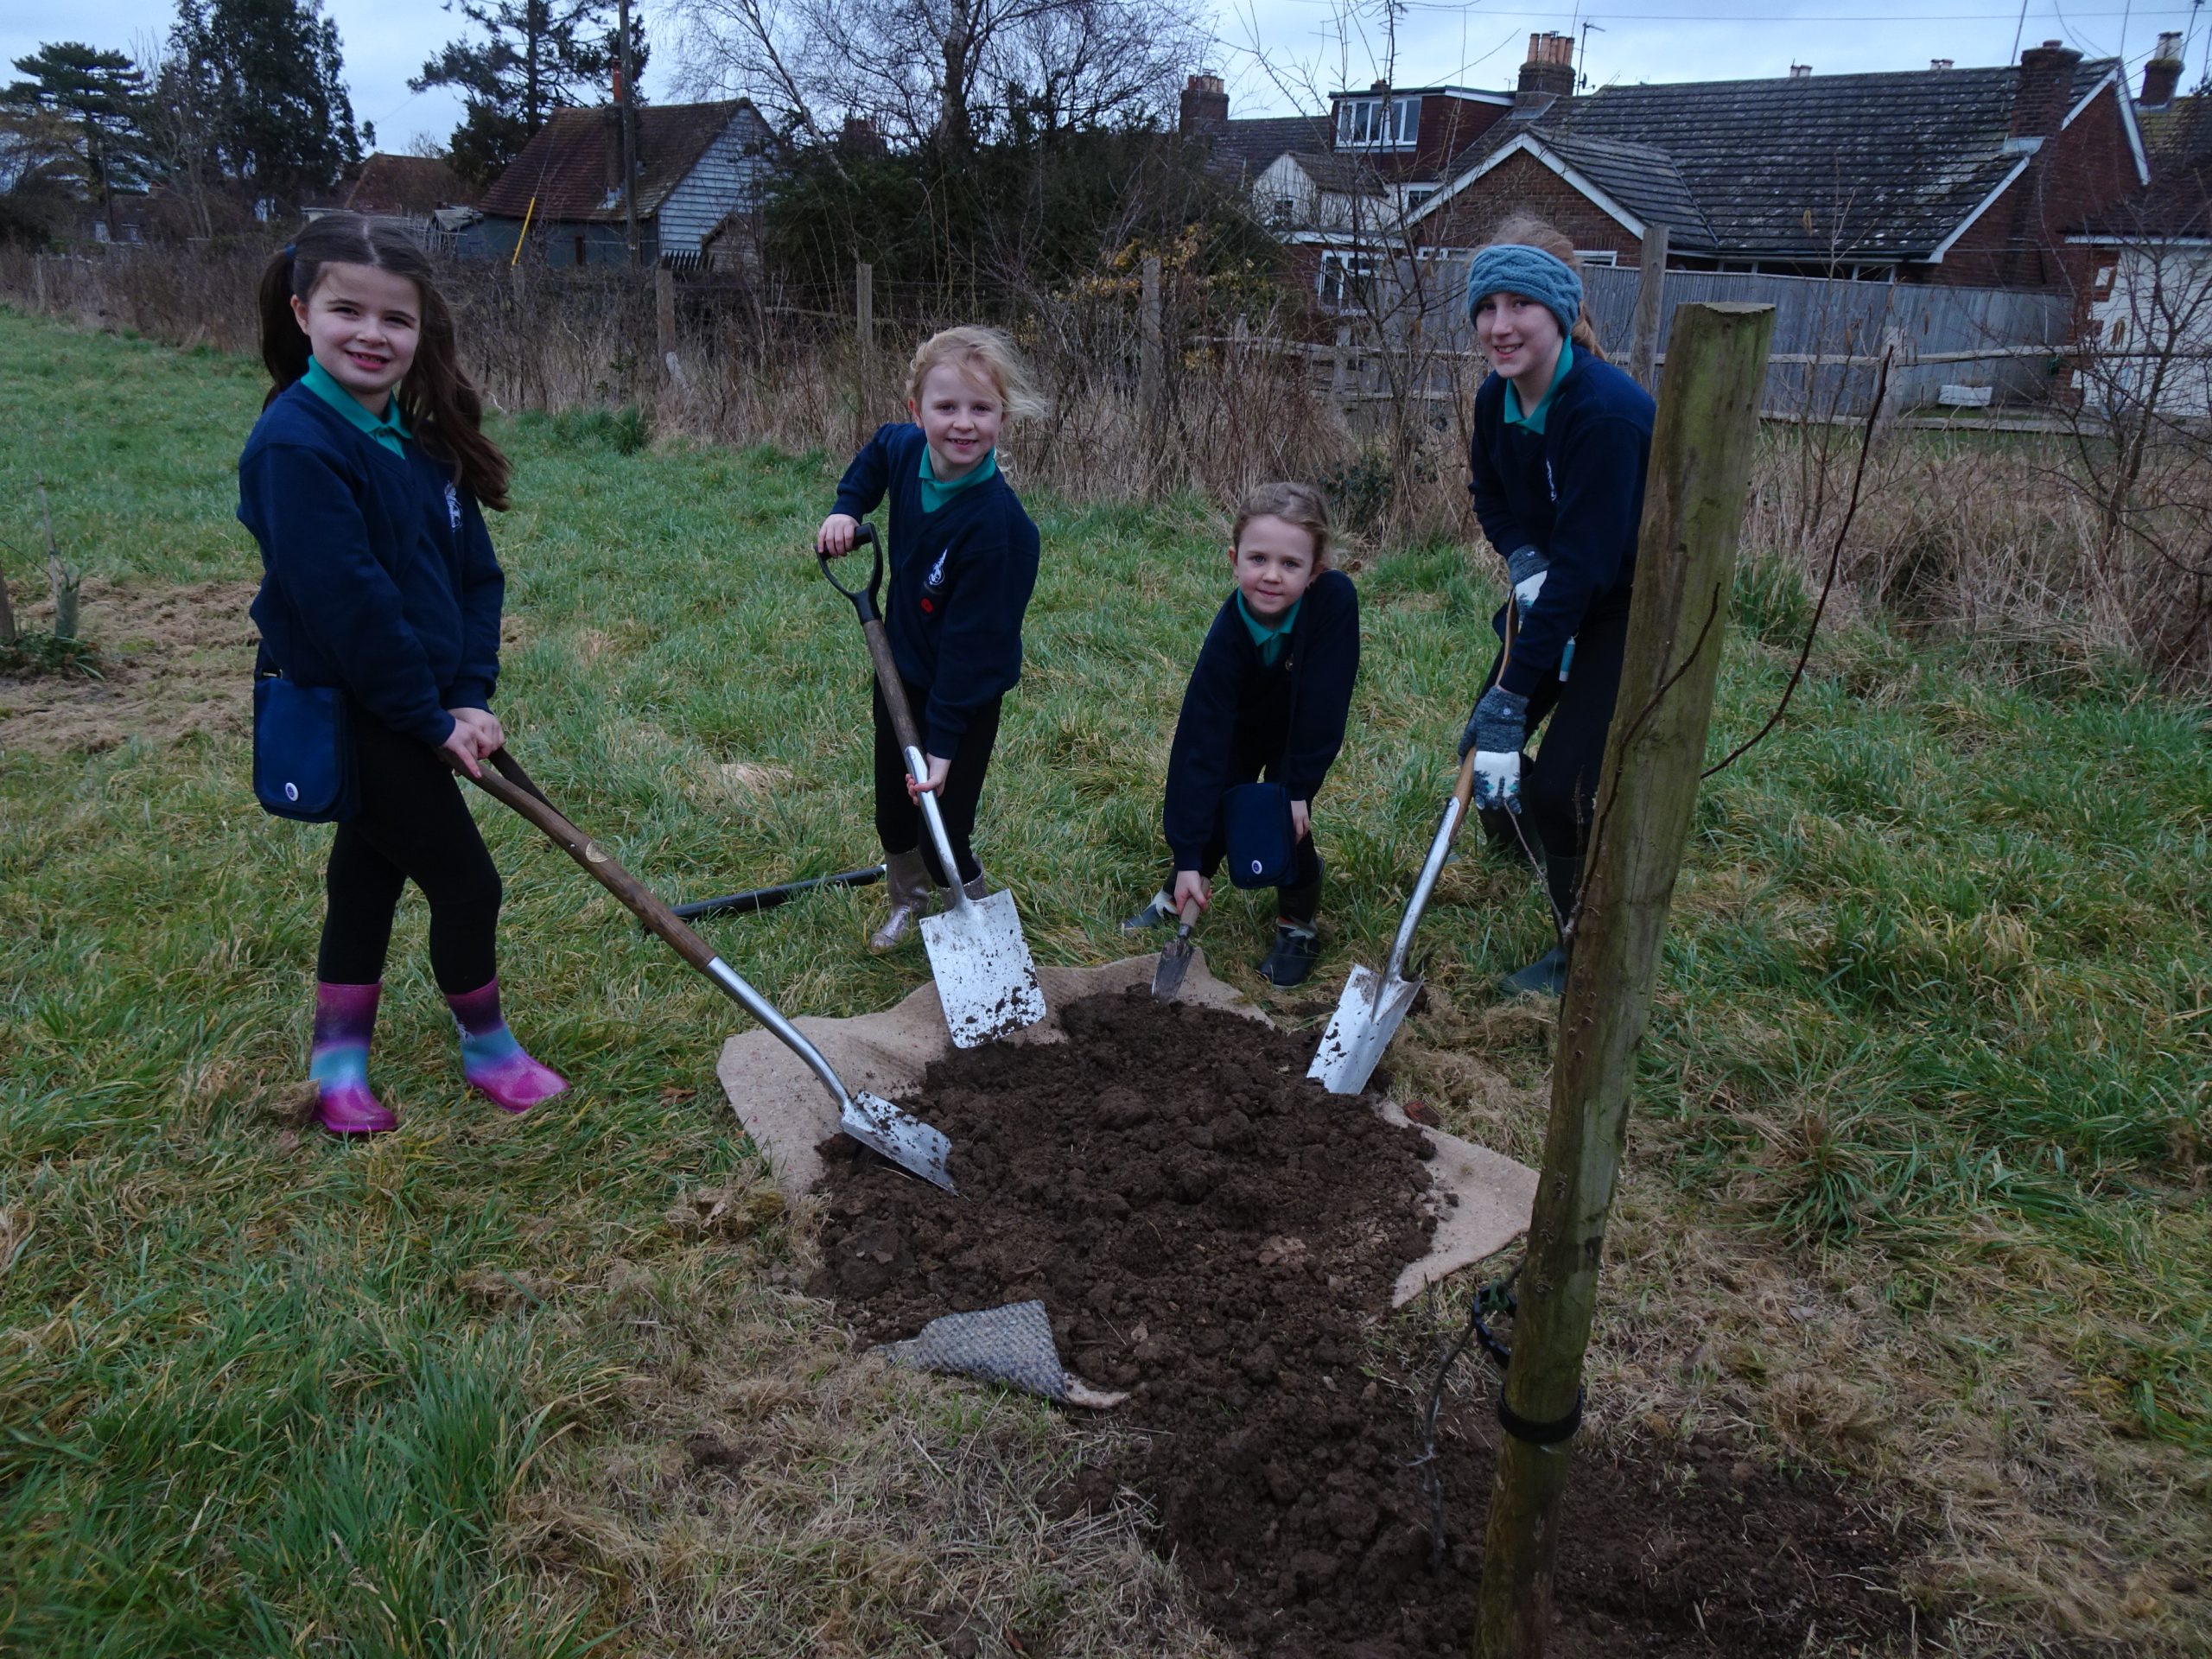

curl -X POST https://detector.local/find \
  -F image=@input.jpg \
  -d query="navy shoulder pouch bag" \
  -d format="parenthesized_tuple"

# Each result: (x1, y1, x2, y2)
(253, 668, 359, 823)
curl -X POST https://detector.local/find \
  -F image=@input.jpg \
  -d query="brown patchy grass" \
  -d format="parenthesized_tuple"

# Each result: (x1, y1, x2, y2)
(1377, 982, 2212, 1659)
(0, 577, 256, 754)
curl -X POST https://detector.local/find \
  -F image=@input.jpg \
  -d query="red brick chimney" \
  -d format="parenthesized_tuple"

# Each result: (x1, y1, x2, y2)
(2012, 40, 2082, 140)
(1517, 32, 1575, 102)
(1179, 73, 1229, 134)
(2142, 32, 2184, 108)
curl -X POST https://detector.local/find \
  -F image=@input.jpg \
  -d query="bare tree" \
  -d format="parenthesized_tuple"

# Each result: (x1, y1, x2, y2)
(675, 0, 1204, 155)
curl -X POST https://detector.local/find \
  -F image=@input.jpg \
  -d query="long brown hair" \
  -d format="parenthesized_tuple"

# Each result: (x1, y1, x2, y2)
(257, 212, 512, 510)
(1480, 213, 1607, 359)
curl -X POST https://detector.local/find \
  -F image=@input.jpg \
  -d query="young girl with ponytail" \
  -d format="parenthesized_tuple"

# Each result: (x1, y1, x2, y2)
(238, 211, 565, 1135)
(1458, 214, 1656, 995)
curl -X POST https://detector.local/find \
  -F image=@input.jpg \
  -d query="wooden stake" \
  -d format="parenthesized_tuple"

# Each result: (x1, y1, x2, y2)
(1472, 302, 1776, 1659)
(1139, 256, 1166, 498)
(1626, 223, 1669, 391)
(655, 264, 677, 365)
(855, 259, 875, 445)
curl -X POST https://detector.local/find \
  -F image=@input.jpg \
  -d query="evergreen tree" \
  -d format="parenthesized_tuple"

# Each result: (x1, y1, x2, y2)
(411, 0, 646, 184)
(3, 43, 150, 226)
(167, 0, 360, 210)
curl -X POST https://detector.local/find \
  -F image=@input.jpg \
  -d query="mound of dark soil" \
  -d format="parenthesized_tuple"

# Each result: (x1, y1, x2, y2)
(813, 989, 1918, 1659)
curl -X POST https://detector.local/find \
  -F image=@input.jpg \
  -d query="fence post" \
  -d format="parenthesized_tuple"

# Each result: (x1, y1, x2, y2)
(1471, 302, 1776, 1659)
(655, 264, 678, 378)
(1626, 224, 1670, 391)
(855, 259, 875, 446)
(1140, 255, 1165, 496)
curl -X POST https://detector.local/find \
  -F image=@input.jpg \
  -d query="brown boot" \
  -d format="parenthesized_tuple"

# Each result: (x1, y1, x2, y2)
(868, 849, 934, 952)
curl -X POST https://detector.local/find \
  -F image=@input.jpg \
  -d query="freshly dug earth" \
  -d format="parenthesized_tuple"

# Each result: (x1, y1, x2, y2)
(813, 990, 1920, 1658)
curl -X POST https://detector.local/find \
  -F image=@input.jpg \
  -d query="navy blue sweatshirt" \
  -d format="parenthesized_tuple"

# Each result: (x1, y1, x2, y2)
(1467, 352, 1655, 697)
(238, 383, 503, 748)
(832, 423, 1041, 755)
(1162, 569, 1360, 870)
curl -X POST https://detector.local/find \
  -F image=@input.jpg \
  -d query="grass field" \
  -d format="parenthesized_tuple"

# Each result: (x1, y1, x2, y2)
(2, 306, 2208, 1657)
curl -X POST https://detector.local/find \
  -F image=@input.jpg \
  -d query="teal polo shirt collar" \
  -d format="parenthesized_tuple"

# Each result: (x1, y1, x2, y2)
(918, 444, 998, 512)
(1503, 340, 1573, 435)
(1236, 590, 1302, 666)
(302, 357, 410, 456)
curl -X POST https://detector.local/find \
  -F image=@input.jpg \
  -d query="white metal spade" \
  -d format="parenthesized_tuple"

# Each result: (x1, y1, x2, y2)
(820, 527, 1046, 1047)
(463, 747, 955, 1190)
(1309, 751, 1479, 1095)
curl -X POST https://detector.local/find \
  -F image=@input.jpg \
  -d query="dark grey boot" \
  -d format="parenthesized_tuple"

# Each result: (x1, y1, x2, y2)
(1501, 852, 1580, 997)
(868, 848, 934, 952)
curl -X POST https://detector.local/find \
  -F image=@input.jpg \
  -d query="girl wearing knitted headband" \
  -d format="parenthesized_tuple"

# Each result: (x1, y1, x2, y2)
(1457, 214, 1656, 996)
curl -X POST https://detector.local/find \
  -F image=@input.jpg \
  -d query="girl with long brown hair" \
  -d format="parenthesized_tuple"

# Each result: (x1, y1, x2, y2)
(239, 211, 563, 1135)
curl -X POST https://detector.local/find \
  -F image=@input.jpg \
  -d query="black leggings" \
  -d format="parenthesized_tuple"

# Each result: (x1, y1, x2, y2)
(873, 677, 1002, 887)
(316, 713, 503, 993)
(1480, 603, 1631, 860)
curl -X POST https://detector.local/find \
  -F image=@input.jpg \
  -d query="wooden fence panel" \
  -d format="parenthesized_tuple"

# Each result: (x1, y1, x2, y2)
(1389, 258, 2072, 416)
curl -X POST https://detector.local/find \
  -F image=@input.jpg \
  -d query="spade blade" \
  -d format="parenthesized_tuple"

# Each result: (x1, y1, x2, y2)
(1306, 963, 1421, 1096)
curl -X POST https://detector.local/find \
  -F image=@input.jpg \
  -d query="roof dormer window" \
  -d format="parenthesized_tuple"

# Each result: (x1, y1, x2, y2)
(1338, 94, 1419, 149)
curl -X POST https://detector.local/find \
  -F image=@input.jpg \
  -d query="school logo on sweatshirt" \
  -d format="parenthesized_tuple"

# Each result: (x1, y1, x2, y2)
(920, 547, 950, 613)
(443, 481, 463, 529)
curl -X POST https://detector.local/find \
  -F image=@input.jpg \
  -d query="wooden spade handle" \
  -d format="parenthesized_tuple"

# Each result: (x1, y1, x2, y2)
(864, 618, 928, 760)
(464, 749, 721, 982)
(1448, 747, 1481, 820)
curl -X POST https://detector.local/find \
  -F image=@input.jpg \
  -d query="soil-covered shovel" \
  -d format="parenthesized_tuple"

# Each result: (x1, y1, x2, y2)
(461, 747, 955, 1190)
(819, 526, 1046, 1047)
(1308, 751, 1479, 1096)
(1151, 897, 1200, 1000)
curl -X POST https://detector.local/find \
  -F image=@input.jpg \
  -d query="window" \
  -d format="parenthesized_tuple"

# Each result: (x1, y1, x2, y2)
(1317, 250, 1374, 309)
(1270, 196, 1298, 230)
(1337, 94, 1419, 149)
(1404, 186, 1437, 213)
(1576, 249, 1618, 267)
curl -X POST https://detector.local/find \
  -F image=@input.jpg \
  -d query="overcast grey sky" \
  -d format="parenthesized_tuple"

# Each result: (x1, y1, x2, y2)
(2, 0, 2204, 156)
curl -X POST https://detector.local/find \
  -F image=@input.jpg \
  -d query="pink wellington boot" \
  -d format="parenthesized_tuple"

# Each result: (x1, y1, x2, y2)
(311, 981, 397, 1135)
(446, 978, 569, 1113)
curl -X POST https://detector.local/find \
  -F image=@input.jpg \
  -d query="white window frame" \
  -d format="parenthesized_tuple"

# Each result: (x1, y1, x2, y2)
(1317, 249, 1376, 309)
(1337, 94, 1419, 149)
(1575, 249, 1618, 266)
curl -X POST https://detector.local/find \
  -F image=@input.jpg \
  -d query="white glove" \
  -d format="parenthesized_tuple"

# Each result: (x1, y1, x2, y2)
(1473, 747, 1522, 812)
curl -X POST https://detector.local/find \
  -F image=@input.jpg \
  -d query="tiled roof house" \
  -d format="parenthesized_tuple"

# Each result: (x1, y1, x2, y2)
(470, 99, 778, 266)
(344, 154, 475, 217)
(1177, 71, 1517, 305)
(1402, 40, 2149, 289)
(2071, 38, 2212, 412)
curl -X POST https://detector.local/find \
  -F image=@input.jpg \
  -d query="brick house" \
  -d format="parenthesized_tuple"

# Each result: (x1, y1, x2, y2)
(1402, 40, 2149, 292)
(469, 100, 778, 267)
(2069, 37, 2212, 411)
(1179, 71, 1514, 307)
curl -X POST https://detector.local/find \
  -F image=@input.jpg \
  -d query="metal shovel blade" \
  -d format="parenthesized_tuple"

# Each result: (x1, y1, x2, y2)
(842, 1090, 955, 1192)
(1308, 963, 1423, 1096)
(919, 887, 1047, 1047)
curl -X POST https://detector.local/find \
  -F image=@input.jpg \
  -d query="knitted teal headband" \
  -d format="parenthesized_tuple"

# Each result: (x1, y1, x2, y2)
(1465, 245, 1582, 339)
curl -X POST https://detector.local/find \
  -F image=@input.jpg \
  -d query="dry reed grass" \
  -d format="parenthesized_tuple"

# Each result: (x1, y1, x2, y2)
(14, 238, 2207, 683)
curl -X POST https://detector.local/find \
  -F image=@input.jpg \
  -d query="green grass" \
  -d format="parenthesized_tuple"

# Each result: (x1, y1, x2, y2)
(3, 306, 2208, 1655)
